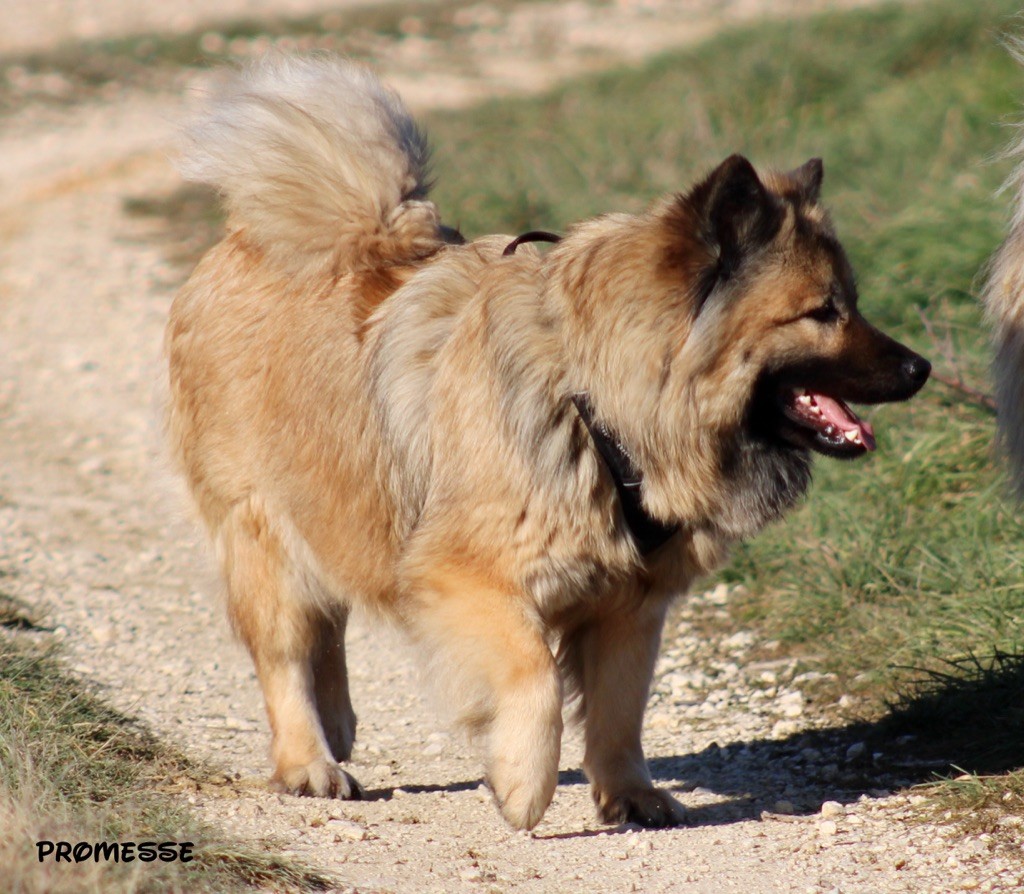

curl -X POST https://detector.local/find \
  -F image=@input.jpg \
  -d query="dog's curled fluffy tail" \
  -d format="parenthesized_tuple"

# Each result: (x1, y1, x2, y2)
(178, 54, 443, 277)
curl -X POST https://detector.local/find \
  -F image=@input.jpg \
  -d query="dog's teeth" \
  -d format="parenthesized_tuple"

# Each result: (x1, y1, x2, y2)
(797, 395, 813, 406)
(844, 429, 861, 443)
(825, 424, 837, 436)
(809, 406, 822, 416)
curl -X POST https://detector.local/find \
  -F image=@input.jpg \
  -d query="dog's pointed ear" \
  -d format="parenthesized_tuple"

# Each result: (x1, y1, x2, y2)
(691, 154, 779, 283)
(788, 157, 824, 203)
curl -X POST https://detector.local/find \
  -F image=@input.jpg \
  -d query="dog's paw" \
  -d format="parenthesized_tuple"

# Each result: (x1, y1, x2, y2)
(486, 699, 562, 830)
(594, 786, 687, 828)
(270, 759, 363, 800)
(487, 737, 559, 831)
(488, 771, 555, 832)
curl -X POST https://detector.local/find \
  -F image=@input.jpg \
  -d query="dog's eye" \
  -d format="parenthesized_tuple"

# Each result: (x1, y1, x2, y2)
(806, 298, 839, 323)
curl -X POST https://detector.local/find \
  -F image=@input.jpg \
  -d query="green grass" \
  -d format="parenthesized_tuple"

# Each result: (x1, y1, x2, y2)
(885, 651, 1024, 772)
(0, 594, 332, 894)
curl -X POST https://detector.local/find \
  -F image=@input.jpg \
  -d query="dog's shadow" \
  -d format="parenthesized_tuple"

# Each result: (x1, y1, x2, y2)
(649, 648, 1024, 827)
(366, 650, 1024, 831)
(643, 721, 943, 828)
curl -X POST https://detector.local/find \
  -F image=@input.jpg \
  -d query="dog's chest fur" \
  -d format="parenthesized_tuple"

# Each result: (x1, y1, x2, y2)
(366, 238, 810, 616)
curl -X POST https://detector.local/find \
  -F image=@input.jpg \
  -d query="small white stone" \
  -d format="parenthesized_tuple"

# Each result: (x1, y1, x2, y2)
(707, 583, 730, 605)
(329, 820, 368, 841)
(772, 720, 800, 738)
(779, 691, 804, 718)
(199, 31, 226, 53)
(723, 631, 754, 651)
(648, 712, 673, 730)
(90, 623, 119, 645)
(820, 801, 845, 818)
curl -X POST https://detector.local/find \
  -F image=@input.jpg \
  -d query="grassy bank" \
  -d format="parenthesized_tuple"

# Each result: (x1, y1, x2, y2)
(0, 595, 331, 894)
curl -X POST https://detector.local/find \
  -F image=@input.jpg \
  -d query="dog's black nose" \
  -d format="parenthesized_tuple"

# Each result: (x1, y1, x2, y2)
(902, 355, 931, 387)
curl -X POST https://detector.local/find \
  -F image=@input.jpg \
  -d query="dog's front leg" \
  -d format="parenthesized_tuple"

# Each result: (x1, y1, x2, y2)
(408, 564, 563, 830)
(572, 598, 687, 828)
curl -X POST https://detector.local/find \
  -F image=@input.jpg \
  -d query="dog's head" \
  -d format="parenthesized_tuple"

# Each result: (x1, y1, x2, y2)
(549, 154, 930, 536)
(677, 154, 930, 459)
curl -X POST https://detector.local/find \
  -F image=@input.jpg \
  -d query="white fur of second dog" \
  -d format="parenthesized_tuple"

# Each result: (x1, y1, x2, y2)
(983, 43, 1024, 494)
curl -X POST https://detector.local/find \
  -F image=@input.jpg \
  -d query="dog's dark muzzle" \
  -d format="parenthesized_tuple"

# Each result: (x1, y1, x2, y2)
(759, 321, 931, 460)
(836, 323, 931, 404)
(780, 320, 930, 406)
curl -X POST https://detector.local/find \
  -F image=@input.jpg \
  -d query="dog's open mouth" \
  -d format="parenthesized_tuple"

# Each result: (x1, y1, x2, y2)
(778, 388, 875, 458)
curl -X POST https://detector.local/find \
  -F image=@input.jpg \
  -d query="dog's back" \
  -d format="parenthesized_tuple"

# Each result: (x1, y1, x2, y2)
(164, 58, 580, 823)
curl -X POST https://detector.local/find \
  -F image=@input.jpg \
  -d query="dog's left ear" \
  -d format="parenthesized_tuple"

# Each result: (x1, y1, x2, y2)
(694, 154, 781, 283)
(664, 155, 782, 309)
(788, 157, 824, 203)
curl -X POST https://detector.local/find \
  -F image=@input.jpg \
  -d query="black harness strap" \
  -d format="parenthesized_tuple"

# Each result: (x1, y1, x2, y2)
(501, 229, 676, 555)
(503, 231, 563, 256)
(571, 394, 680, 557)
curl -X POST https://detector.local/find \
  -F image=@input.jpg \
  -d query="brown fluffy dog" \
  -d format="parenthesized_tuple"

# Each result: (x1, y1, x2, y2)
(166, 55, 930, 830)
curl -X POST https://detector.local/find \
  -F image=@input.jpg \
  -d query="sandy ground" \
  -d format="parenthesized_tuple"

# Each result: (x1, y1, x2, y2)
(2, 0, 380, 55)
(0, 0, 904, 57)
(0, 1, 1020, 892)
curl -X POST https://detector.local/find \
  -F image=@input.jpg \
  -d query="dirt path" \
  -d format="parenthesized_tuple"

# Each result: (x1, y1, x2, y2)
(0, 1, 1019, 892)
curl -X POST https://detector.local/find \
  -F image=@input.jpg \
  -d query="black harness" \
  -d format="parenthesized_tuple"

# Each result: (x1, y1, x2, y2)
(571, 394, 680, 557)
(505, 231, 680, 557)
(502, 230, 563, 256)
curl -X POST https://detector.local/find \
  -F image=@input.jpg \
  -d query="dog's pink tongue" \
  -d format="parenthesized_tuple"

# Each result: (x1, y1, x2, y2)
(812, 393, 876, 451)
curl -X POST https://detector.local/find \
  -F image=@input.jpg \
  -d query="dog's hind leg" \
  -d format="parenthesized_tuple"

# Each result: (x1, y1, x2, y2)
(219, 498, 361, 799)
(408, 564, 563, 830)
(563, 598, 686, 828)
(312, 606, 357, 762)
